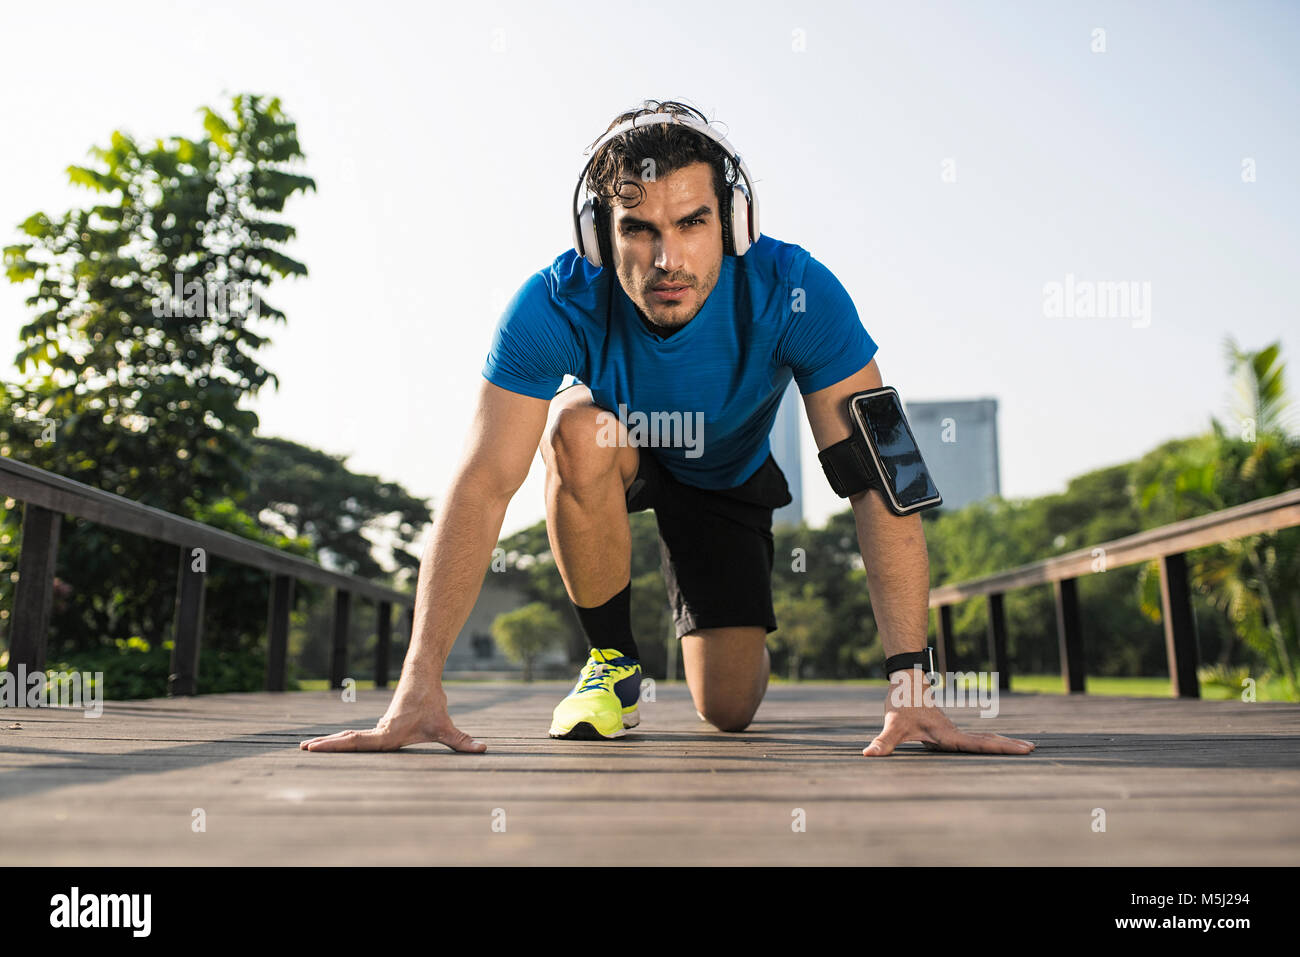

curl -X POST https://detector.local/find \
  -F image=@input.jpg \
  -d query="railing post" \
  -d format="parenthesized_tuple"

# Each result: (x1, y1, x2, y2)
(375, 600, 392, 689)
(986, 592, 1011, 690)
(265, 574, 293, 692)
(0, 459, 425, 701)
(1159, 552, 1200, 698)
(329, 589, 351, 689)
(6, 503, 61, 677)
(169, 544, 206, 696)
(935, 604, 955, 675)
(1054, 578, 1086, 693)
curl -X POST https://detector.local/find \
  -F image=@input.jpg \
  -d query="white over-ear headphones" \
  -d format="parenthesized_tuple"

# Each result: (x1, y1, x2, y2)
(571, 111, 761, 269)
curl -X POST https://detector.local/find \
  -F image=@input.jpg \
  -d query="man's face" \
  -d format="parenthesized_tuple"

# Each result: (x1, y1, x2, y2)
(609, 160, 724, 334)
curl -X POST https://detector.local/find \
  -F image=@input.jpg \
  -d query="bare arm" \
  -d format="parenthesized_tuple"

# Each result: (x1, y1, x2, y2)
(301, 379, 551, 752)
(803, 360, 928, 660)
(403, 380, 551, 680)
(802, 359, 1035, 757)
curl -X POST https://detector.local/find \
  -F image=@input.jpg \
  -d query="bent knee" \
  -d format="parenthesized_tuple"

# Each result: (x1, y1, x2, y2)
(542, 403, 621, 483)
(699, 701, 760, 733)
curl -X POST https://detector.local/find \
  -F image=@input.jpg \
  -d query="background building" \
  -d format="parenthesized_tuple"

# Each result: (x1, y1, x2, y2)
(904, 398, 1001, 512)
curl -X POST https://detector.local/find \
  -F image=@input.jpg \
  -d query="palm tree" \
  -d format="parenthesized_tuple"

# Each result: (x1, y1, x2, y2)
(1137, 338, 1300, 699)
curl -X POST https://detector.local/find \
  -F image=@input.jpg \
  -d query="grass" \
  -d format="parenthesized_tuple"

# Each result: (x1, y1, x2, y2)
(296, 673, 1295, 701)
(1004, 672, 1294, 701)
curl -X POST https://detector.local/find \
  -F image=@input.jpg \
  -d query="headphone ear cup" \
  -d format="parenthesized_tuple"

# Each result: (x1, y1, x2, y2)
(576, 198, 603, 268)
(594, 199, 615, 271)
(719, 186, 736, 256)
(730, 183, 752, 256)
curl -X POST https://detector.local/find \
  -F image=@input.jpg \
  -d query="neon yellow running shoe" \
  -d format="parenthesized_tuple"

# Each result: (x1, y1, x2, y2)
(548, 648, 641, 739)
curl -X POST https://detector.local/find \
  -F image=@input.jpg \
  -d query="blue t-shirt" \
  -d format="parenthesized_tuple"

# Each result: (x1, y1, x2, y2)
(480, 234, 878, 489)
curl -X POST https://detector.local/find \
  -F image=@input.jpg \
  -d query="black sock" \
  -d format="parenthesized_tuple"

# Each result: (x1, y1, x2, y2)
(572, 580, 640, 661)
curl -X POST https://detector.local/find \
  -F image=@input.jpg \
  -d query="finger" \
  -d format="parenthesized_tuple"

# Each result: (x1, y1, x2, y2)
(927, 729, 1036, 754)
(960, 732, 1035, 754)
(300, 728, 390, 752)
(436, 725, 487, 754)
(862, 720, 909, 757)
(299, 730, 360, 751)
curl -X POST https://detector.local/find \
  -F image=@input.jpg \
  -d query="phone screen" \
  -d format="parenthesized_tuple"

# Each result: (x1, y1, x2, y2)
(853, 391, 942, 512)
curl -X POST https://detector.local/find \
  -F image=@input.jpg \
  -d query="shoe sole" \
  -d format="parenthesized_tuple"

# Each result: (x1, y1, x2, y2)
(549, 709, 640, 740)
(549, 721, 625, 740)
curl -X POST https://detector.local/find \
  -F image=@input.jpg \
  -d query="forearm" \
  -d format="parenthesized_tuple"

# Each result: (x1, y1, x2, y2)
(850, 490, 931, 659)
(401, 470, 513, 684)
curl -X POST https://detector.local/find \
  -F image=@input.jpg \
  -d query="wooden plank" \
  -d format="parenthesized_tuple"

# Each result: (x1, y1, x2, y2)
(930, 487, 1300, 604)
(1, 685, 1297, 866)
(1160, 553, 1200, 699)
(265, 574, 293, 692)
(5, 503, 61, 675)
(330, 590, 351, 689)
(168, 546, 206, 697)
(1054, 578, 1086, 693)
(375, 601, 392, 689)
(986, 592, 1011, 690)
(0, 457, 412, 606)
(935, 604, 955, 674)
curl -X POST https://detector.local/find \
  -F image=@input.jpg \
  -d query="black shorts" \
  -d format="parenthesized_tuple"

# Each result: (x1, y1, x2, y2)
(625, 447, 794, 639)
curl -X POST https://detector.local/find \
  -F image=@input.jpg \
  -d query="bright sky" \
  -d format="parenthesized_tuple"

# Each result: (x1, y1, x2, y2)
(2, 0, 1296, 544)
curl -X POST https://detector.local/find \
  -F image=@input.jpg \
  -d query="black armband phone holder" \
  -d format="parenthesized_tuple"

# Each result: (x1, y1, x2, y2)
(816, 386, 943, 516)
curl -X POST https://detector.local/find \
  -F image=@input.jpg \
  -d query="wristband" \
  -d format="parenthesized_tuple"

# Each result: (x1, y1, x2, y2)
(885, 648, 935, 679)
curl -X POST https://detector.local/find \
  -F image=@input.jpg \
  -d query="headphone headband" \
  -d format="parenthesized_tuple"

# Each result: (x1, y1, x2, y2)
(571, 111, 760, 267)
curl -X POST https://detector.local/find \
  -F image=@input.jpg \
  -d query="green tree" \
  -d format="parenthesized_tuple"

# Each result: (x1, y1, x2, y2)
(772, 516, 876, 678)
(491, 601, 564, 682)
(1134, 338, 1300, 698)
(770, 582, 829, 680)
(0, 95, 396, 691)
(244, 435, 432, 586)
(3, 93, 314, 511)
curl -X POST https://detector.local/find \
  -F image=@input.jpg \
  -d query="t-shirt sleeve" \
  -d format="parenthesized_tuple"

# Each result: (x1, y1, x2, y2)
(481, 271, 581, 400)
(777, 253, 879, 395)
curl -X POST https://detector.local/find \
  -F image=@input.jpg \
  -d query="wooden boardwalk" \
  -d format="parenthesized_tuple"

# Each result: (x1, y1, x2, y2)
(2, 682, 1298, 865)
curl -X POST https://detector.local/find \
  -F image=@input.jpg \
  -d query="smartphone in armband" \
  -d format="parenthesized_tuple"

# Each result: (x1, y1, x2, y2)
(818, 386, 944, 516)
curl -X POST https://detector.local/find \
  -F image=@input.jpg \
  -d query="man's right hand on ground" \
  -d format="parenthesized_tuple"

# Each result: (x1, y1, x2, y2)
(299, 681, 486, 754)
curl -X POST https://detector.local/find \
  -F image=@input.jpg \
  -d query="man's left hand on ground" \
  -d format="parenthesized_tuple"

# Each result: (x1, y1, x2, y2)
(862, 669, 1037, 756)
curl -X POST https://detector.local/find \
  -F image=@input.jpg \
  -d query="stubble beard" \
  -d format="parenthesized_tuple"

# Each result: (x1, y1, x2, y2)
(623, 258, 722, 334)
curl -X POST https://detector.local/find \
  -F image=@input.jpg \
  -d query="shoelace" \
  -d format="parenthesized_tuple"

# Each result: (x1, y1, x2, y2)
(577, 663, 611, 694)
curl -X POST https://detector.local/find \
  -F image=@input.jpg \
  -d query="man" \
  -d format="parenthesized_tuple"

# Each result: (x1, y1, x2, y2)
(301, 100, 1035, 757)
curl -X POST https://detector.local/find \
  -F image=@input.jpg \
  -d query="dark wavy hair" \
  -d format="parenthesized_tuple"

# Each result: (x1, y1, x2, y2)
(583, 99, 740, 224)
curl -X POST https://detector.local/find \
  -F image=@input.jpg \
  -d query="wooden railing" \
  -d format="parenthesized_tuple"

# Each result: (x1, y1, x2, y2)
(928, 487, 1300, 697)
(0, 456, 415, 694)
